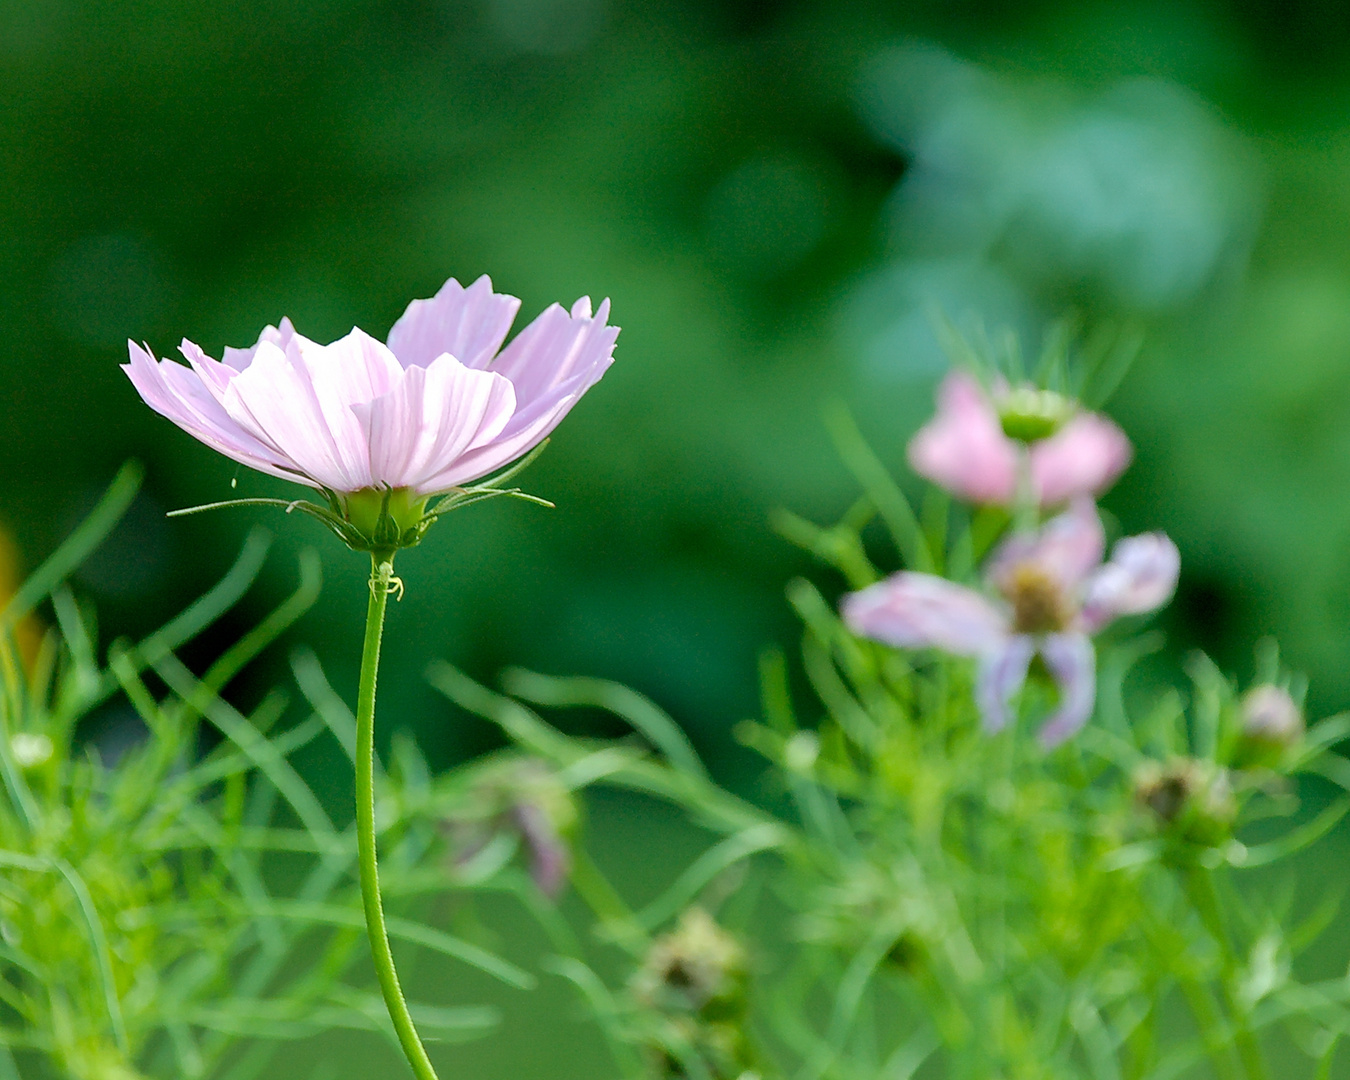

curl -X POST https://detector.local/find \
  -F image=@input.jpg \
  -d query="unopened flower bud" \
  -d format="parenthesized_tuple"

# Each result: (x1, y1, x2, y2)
(1236, 685, 1304, 767)
(1134, 758, 1236, 847)
(998, 385, 1075, 442)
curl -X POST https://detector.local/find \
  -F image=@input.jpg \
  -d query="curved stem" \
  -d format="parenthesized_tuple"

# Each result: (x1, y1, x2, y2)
(357, 555, 439, 1080)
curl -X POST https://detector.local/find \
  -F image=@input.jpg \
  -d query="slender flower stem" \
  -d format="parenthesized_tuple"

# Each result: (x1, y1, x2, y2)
(357, 555, 439, 1080)
(1186, 871, 1269, 1080)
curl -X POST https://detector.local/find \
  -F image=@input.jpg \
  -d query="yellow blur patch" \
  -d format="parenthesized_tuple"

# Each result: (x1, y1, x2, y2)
(0, 525, 42, 673)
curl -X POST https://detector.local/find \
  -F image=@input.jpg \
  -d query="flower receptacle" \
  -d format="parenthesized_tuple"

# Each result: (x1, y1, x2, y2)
(341, 487, 433, 553)
(998, 386, 1075, 442)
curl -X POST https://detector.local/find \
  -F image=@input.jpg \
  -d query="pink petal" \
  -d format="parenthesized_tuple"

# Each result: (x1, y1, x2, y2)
(841, 572, 1010, 656)
(489, 296, 618, 415)
(352, 353, 516, 492)
(221, 317, 302, 371)
(122, 341, 312, 485)
(907, 372, 1020, 505)
(385, 275, 523, 371)
(1080, 532, 1180, 632)
(988, 498, 1106, 595)
(1028, 413, 1132, 507)
(293, 328, 407, 486)
(414, 391, 575, 491)
(221, 341, 364, 491)
(977, 636, 1036, 733)
(414, 296, 619, 489)
(1037, 633, 1097, 747)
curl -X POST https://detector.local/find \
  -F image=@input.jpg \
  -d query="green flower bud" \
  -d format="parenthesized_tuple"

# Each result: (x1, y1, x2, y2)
(997, 386, 1076, 442)
(1235, 684, 1304, 768)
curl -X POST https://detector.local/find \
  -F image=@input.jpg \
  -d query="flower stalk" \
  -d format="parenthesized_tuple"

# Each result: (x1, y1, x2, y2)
(357, 555, 439, 1080)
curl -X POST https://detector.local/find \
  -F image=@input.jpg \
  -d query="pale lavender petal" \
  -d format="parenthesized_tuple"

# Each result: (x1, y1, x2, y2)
(352, 354, 516, 492)
(221, 317, 302, 371)
(221, 341, 361, 491)
(841, 572, 1010, 655)
(1037, 633, 1097, 747)
(907, 372, 1020, 505)
(489, 296, 618, 414)
(976, 636, 1036, 733)
(418, 378, 580, 490)
(988, 498, 1106, 595)
(386, 275, 523, 371)
(1080, 532, 1180, 632)
(412, 397, 571, 491)
(122, 342, 311, 485)
(179, 338, 239, 402)
(286, 328, 409, 488)
(1028, 413, 1132, 507)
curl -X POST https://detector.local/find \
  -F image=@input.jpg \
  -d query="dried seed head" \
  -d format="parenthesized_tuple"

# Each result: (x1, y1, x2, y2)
(634, 909, 747, 1015)
(1134, 758, 1237, 846)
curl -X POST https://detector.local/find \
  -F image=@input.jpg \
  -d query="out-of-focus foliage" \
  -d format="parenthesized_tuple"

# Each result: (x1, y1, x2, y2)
(437, 425, 1350, 1079)
(0, 470, 541, 1079)
(8, 0, 1350, 769)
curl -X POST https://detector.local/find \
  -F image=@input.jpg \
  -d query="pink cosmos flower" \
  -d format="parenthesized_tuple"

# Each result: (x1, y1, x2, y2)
(123, 275, 618, 498)
(842, 499, 1179, 747)
(908, 372, 1132, 507)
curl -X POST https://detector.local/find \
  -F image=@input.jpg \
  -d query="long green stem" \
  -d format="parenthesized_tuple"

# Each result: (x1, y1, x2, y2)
(1186, 871, 1268, 1080)
(357, 555, 439, 1080)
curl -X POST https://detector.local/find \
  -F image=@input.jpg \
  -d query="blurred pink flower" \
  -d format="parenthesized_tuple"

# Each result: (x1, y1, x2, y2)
(124, 275, 618, 496)
(842, 499, 1179, 747)
(908, 372, 1132, 507)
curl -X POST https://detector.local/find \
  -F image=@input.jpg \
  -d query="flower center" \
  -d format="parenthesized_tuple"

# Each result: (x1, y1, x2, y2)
(1004, 565, 1073, 634)
(998, 386, 1075, 442)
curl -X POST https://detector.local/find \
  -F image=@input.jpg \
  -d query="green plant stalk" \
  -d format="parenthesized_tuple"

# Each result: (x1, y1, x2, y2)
(1185, 870, 1269, 1080)
(357, 555, 440, 1080)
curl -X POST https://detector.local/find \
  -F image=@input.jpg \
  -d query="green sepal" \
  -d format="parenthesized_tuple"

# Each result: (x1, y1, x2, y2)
(165, 439, 554, 555)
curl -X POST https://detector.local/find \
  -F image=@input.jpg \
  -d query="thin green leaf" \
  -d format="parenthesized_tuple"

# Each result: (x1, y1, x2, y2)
(290, 647, 362, 768)
(258, 899, 534, 988)
(635, 823, 785, 931)
(825, 403, 933, 573)
(154, 654, 335, 838)
(501, 668, 709, 781)
(1, 461, 141, 629)
(1235, 798, 1350, 868)
(426, 660, 578, 762)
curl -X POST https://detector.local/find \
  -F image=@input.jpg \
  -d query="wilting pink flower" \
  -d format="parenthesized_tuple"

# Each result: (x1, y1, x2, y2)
(123, 275, 618, 496)
(908, 372, 1132, 507)
(842, 499, 1179, 746)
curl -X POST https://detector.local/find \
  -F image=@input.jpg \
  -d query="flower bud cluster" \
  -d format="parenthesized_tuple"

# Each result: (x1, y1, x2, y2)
(630, 909, 758, 1080)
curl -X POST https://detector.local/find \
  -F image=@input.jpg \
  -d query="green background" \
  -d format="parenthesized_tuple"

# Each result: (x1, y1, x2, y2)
(5, 0, 1350, 1074)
